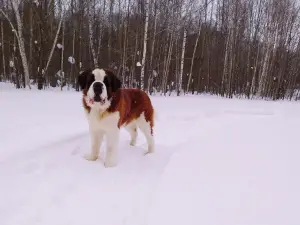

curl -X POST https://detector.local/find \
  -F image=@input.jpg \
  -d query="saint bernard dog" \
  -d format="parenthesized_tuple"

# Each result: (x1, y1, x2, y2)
(77, 68, 155, 168)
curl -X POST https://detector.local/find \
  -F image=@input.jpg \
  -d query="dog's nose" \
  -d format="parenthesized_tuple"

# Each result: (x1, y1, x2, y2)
(93, 82, 103, 95)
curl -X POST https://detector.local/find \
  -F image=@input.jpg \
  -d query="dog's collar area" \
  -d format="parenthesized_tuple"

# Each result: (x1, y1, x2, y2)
(89, 98, 94, 104)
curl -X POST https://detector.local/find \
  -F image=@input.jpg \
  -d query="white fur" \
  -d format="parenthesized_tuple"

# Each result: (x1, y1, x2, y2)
(84, 109, 154, 168)
(92, 68, 107, 82)
(85, 80, 109, 111)
(135, 113, 155, 154)
(125, 122, 138, 146)
(86, 68, 109, 109)
(87, 81, 108, 100)
(85, 130, 104, 161)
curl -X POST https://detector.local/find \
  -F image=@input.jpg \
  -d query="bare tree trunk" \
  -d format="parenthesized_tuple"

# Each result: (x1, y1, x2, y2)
(43, 12, 64, 78)
(140, 0, 149, 90)
(162, 30, 175, 95)
(161, 32, 171, 94)
(88, 0, 98, 67)
(222, 27, 231, 96)
(120, 0, 130, 86)
(12, 35, 19, 88)
(251, 44, 260, 97)
(186, 21, 201, 94)
(29, 0, 33, 78)
(1, 1, 31, 89)
(147, 0, 158, 94)
(131, 32, 139, 88)
(121, 22, 127, 85)
(70, 27, 75, 89)
(108, 0, 114, 63)
(257, 23, 279, 97)
(178, 28, 186, 95)
(1, 21, 5, 80)
(13, 1, 31, 89)
(60, 19, 65, 90)
(96, 0, 106, 64)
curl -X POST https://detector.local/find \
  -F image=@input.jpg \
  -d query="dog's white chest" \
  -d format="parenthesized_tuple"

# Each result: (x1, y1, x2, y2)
(86, 110, 120, 132)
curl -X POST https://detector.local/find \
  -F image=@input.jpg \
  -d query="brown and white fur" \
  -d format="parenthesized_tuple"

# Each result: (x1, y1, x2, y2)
(78, 68, 155, 168)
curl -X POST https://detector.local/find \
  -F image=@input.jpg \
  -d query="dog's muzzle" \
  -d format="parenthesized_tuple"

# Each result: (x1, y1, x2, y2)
(93, 82, 103, 101)
(92, 82, 106, 104)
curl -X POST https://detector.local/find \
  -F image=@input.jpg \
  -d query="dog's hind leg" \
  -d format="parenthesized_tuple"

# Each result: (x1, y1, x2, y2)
(137, 113, 154, 154)
(125, 122, 138, 146)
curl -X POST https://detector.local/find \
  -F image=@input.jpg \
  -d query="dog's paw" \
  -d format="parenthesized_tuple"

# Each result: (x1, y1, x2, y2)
(130, 139, 136, 146)
(104, 159, 117, 168)
(144, 146, 154, 155)
(84, 154, 98, 161)
(144, 150, 154, 156)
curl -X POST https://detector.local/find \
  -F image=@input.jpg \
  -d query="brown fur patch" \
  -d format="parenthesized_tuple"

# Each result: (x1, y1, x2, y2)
(102, 68, 116, 74)
(107, 88, 154, 132)
(82, 88, 154, 134)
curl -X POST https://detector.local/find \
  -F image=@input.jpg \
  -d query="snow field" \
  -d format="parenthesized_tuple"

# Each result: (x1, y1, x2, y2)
(0, 85, 300, 225)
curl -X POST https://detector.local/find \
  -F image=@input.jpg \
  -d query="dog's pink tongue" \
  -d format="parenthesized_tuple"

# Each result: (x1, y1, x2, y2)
(89, 99, 94, 104)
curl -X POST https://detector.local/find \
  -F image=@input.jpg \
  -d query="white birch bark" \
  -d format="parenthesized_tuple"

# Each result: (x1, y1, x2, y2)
(245, 0, 254, 95)
(147, 0, 158, 93)
(178, 28, 187, 95)
(108, 0, 114, 63)
(96, 0, 106, 63)
(1, 1, 31, 89)
(121, 0, 130, 86)
(162, 30, 175, 94)
(60, 19, 65, 90)
(11, 0, 31, 89)
(88, 0, 98, 67)
(161, 31, 170, 94)
(250, 0, 263, 97)
(43, 12, 64, 77)
(140, 0, 149, 90)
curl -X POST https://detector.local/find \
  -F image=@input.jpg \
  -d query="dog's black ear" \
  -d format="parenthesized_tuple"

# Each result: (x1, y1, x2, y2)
(104, 69, 121, 93)
(111, 73, 121, 93)
(77, 70, 88, 90)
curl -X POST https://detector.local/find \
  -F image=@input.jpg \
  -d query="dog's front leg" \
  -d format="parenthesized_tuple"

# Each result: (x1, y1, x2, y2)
(104, 129, 120, 168)
(85, 129, 104, 161)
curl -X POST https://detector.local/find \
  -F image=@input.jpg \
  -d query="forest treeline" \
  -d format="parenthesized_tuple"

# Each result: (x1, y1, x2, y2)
(1, 0, 300, 100)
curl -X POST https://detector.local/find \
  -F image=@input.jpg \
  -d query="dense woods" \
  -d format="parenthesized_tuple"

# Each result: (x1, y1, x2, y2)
(1, 0, 300, 100)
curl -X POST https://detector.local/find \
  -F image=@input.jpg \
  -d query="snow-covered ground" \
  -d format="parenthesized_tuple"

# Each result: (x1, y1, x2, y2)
(1, 84, 300, 225)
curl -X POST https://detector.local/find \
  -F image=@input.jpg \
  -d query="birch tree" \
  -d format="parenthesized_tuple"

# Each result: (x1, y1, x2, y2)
(1, 0, 31, 89)
(0, 0, 299, 100)
(1, 20, 5, 80)
(178, 28, 186, 95)
(43, 9, 64, 79)
(140, 0, 149, 90)
(88, 0, 98, 67)
(147, 0, 158, 93)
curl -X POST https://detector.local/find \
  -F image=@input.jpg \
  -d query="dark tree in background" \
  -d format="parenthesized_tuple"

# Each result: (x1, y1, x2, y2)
(1, 0, 300, 100)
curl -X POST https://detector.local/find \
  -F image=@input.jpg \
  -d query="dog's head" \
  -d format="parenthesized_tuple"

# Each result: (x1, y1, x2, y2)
(78, 68, 121, 110)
